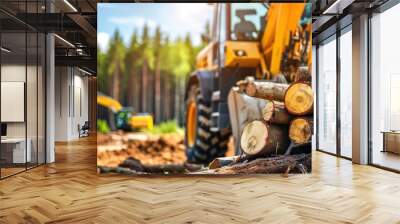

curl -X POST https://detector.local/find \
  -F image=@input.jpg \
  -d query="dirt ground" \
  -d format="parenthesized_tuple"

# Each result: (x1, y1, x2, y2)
(97, 131, 186, 168)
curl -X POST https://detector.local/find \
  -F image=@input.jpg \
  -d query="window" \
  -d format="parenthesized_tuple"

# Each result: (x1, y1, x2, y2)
(370, 3, 400, 171)
(339, 28, 352, 158)
(230, 3, 267, 41)
(0, 1, 46, 179)
(317, 36, 337, 154)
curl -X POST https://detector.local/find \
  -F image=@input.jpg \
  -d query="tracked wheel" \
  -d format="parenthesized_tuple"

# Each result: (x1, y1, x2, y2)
(185, 84, 230, 164)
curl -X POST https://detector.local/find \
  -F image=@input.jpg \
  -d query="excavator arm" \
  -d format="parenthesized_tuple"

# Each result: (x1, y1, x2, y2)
(261, 3, 307, 77)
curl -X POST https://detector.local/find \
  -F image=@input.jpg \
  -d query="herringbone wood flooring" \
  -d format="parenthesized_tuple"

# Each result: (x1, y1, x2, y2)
(1, 136, 400, 223)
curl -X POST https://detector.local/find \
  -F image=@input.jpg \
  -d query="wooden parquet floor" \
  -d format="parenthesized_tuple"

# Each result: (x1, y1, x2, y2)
(1, 135, 400, 224)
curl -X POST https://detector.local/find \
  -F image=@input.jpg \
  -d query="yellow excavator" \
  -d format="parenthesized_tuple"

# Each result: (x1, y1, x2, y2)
(184, 3, 312, 164)
(97, 93, 153, 132)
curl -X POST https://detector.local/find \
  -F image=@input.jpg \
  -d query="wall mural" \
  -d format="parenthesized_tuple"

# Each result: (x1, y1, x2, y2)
(97, 3, 313, 175)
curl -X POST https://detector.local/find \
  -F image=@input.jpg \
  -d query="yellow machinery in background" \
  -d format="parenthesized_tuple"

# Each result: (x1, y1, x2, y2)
(184, 3, 311, 164)
(97, 93, 153, 131)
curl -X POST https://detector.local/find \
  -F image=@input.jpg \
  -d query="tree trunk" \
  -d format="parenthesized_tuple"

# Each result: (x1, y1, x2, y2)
(155, 60, 161, 123)
(174, 77, 180, 122)
(194, 154, 311, 175)
(149, 71, 155, 114)
(128, 69, 135, 108)
(164, 75, 170, 121)
(245, 80, 289, 101)
(240, 120, 289, 156)
(141, 60, 148, 112)
(112, 65, 120, 101)
(289, 116, 313, 144)
(135, 69, 140, 112)
(284, 82, 313, 116)
(262, 101, 292, 124)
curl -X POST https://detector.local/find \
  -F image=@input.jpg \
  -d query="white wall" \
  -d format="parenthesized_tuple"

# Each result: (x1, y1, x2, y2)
(1, 64, 46, 164)
(1, 65, 32, 137)
(54, 67, 89, 141)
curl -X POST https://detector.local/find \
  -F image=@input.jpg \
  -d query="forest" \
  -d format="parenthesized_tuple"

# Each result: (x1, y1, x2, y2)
(97, 23, 208, 125)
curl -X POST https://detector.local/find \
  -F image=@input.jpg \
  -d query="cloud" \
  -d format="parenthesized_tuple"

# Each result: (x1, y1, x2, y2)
(99, 4, 213, 46)
(167, 4, 212, 45)
(170, 4, 211, 28)
(109, 16, 157, 29)
(97, 32, 110, 51)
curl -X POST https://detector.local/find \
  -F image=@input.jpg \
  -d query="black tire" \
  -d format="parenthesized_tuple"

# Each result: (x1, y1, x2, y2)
(185, 85, 231, 164)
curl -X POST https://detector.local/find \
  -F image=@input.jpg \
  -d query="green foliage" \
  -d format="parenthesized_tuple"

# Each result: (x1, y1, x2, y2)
(98, 22, 208, 124)
(97, 48, 108, 93)
(145, 120, 184, 135)
(97, 119, 111, 134)
(107, 30, 126, 77)
(98, 26, 203, 95)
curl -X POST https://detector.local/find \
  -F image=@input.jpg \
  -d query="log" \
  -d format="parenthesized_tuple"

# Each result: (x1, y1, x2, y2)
(208, 156, 240, 169)
(284, 82, 313, 115)
(245, 80, 289, 101)
(240, 120, 289, 156)
(118, 157, 190, 174)
(228, 88, 268, 155)
(289, 117, 313, 144)
(243, 79, 313, 116)
(262, 101, 292, 124)
(193, 154, 311, 175)
(236, 80, 248, 93)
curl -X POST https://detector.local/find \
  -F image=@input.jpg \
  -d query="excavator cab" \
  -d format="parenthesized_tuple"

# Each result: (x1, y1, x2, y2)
(232, 8, 262, 41)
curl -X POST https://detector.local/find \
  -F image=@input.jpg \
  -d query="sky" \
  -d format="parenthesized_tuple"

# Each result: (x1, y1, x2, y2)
(97, 3, 213, 51)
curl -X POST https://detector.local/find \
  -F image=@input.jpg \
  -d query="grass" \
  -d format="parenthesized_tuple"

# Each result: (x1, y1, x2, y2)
(145, 120, 184, 135)
(97, 119, 111, 134)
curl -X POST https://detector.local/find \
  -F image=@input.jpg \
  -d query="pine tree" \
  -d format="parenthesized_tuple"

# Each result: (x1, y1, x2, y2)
(125, 30, 140, 109)
(97, 47, 108, 95)
(154, 26, 162, 123)
(107, 30, 125, 101)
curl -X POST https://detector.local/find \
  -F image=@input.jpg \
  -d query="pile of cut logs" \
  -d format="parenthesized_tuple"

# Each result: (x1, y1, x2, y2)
(236, 77, 313, 157)
(198, 77, 314, 175)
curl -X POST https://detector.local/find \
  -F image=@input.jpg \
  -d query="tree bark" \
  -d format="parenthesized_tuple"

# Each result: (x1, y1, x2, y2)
(262, 101, 292, 124)
(284, 82, 313, 116)
(289, 116, 313, 144)
(128, 69, 136, 108)
(245, 80, 289, 101)
(141, 60, 148, 112)
(240, 120, 289, 156)
(194, 154, 311, 175)
(112, 65, 120, 101)
(155, 60, 161, 123)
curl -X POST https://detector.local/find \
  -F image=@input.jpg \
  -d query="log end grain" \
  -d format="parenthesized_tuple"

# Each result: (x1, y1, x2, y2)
(240, 120, 269, 156)
(284, 82, 313, 115)
(262, 100, 274, 122)
(289, 117, 312, 144)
